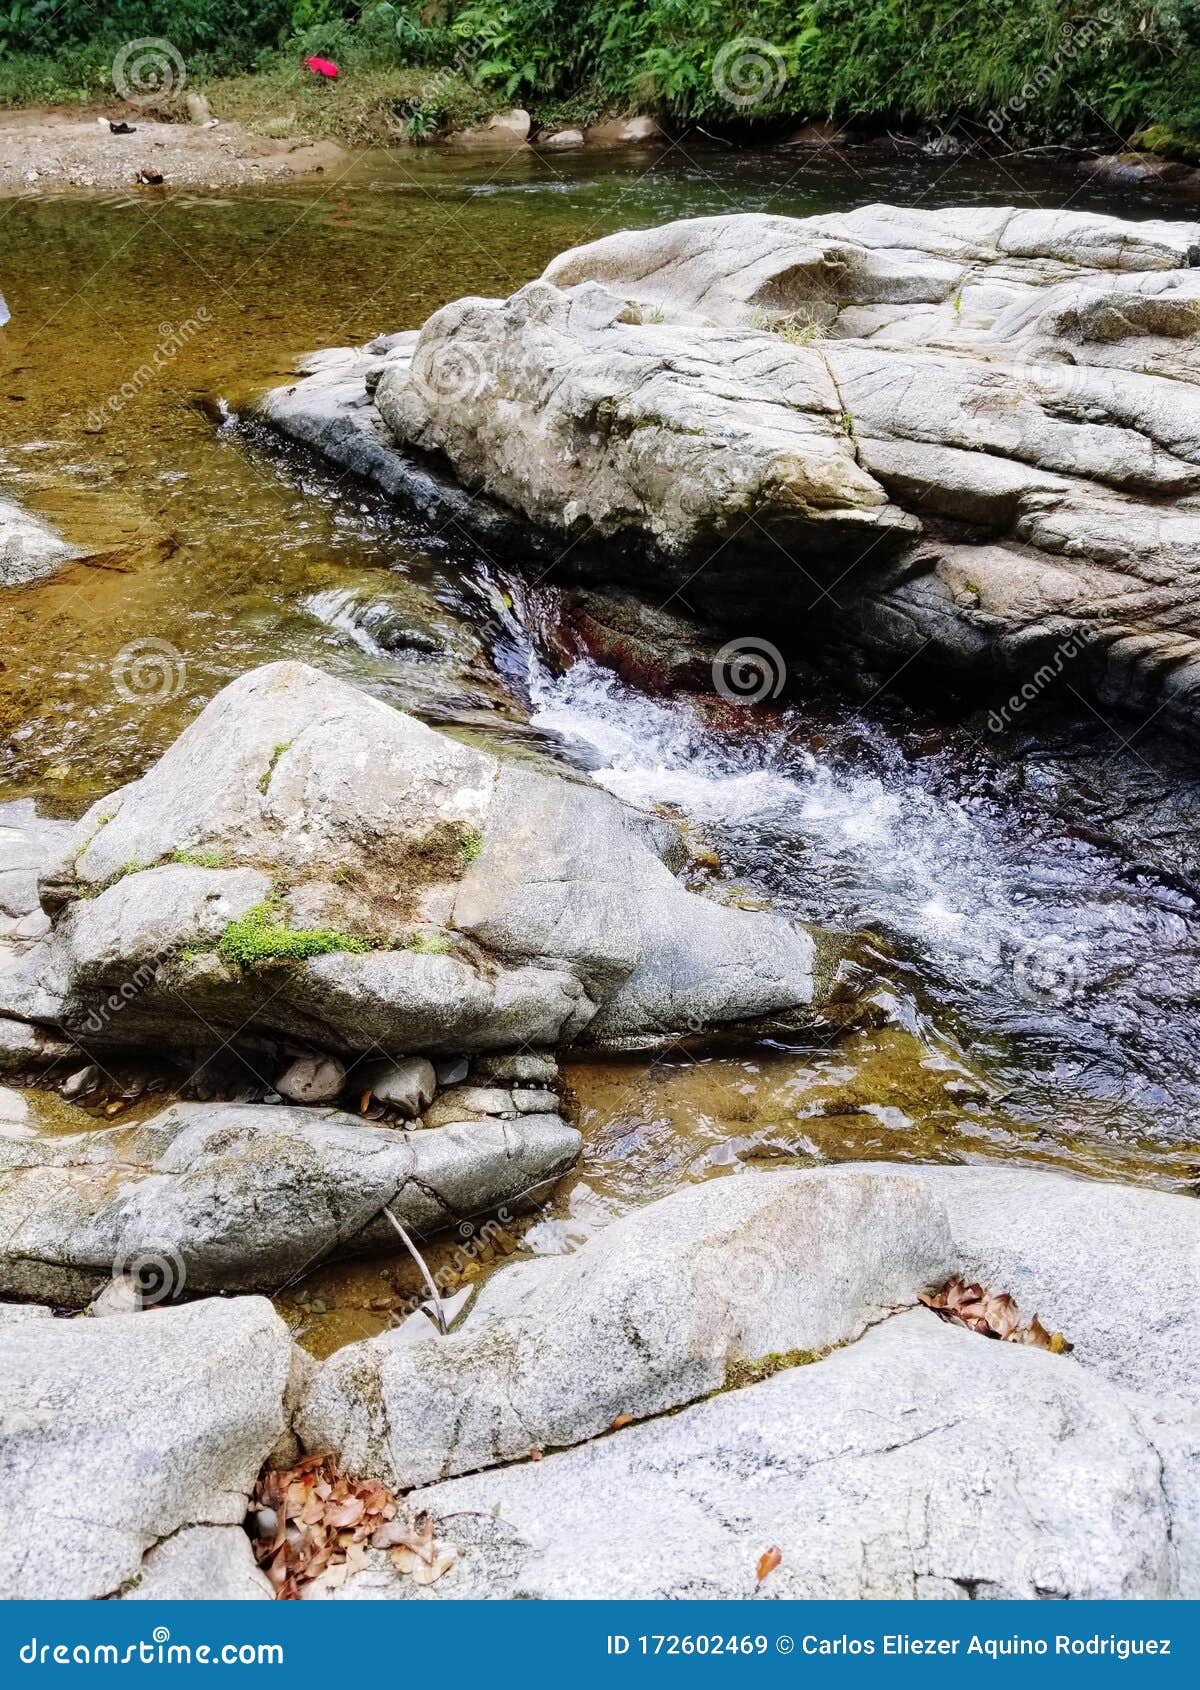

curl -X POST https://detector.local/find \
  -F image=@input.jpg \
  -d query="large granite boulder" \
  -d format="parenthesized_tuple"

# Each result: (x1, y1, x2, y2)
(2, 661, 844, 1059)
(0, 1100, 581, 1304)
(265, 205, 1200, 740)
(0, 1296, 289, 1599)
(297, 1166, 957, 1490)
(347, 1312, 1188, 1600)
(298, 1162, 1200, 1601)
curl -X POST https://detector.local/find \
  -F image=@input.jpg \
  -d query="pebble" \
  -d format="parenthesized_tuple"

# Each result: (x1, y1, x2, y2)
(275, 1054, 346, 1105)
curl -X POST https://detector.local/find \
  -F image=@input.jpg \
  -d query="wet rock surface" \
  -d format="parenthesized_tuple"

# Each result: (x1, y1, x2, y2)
(0, 1100, 581, 1303)
(268, 204, 1200, 742)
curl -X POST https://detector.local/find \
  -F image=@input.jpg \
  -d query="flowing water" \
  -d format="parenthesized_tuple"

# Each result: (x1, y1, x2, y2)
(3, 142, 1198, 1352)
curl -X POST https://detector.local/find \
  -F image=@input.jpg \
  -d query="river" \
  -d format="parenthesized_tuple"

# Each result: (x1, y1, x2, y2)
(2, 142, 1197, 1351)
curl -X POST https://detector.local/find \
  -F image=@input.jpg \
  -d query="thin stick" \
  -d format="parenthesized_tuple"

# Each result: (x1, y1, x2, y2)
(382, 1205, 448, 1335)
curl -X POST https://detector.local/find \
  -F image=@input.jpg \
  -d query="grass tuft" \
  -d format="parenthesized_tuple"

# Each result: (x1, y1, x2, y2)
(218, 900, 369, 967)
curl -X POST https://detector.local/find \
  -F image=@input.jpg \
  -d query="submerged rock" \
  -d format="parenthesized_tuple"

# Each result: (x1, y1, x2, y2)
(0, 1296, 290, 1599)
(0, 1100, 581, 1303)
(4, 661, 846, 1058)
(266, 204, 1200, 741)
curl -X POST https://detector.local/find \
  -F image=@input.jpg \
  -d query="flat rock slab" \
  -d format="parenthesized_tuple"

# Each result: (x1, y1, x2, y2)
(0, 1296, 290, 1600)
(298, 1166, 957, 1490)
(327, 1312, 1185, 1600)
(0, 1100, 581, 1303)
(299, 1161, 1200, 1493)
(267, 204, 1200, 741)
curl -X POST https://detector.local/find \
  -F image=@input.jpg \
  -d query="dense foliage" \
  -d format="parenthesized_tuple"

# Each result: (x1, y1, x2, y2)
(3, 1, 1200, 143)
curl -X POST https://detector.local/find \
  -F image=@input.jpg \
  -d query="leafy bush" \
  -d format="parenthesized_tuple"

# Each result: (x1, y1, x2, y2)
(3, 0, 1200, 144)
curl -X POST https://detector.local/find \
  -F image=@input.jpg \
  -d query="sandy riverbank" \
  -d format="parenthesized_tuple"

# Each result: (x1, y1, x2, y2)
(0, 107, 346, 195)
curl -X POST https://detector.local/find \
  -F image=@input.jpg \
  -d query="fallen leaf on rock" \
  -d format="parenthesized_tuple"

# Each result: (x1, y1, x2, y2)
(757, 1546, 782, 1582)
(250, 1452, 456, 1598)
(920, 1277, 1073, 1352)
(611, 1413, 634, 1429)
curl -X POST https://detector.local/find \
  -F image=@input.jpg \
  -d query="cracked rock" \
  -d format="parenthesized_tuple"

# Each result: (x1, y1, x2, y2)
(0, 1100, 581, 1302)
(296, 1165, 958, 1490)
(0, 1296, 291, 1600)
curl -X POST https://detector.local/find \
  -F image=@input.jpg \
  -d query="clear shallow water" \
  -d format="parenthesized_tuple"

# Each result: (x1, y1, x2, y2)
(3, 143, 1199, 1347)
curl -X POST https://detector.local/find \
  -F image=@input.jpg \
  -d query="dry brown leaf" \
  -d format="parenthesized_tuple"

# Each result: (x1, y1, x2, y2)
(611, 1413, 634, 1429)
(757, 1546, 782, 1583)
(920, 1276, 1072, 1352)
(250, 1453, 457, 1600)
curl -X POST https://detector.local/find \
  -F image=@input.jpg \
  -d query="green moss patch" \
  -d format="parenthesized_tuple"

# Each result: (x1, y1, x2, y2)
(218, 900, 369, 967)
(723, 1347, 829, 1391)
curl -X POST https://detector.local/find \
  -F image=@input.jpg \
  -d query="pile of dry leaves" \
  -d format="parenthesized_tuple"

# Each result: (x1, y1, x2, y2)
(249, 1452, 456, 1599)
(920, 1276, 1072, 1353)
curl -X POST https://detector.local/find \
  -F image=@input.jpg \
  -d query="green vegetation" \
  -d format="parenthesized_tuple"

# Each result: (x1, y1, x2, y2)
(406, 932, 452, 954)
(723, 1347, 827, 1390)
(460, 827, 483, 865)
(3, 3, 1199, 147)
(258, 740, 292, 794)
(218, 897, 369, 965)
(170, 847, 229, 868)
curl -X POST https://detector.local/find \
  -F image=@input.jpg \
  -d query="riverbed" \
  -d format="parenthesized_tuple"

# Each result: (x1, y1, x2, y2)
(3, 141, 1198, 1353)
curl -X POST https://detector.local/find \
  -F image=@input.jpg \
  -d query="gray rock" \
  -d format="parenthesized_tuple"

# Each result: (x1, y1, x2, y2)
(910, 1164, 1200, 1404)
(434, 1056, 469, 1086)
(0, 494, 76, 588)
(12, 662, 840, 1058)
(541, 127, 584, 149)
(276, 1053, 346, 1104)
(270, 205, 1200, 740)
(357, 1055, 436, 1117)
(0, 1296, 291, 1600)
(296, 1167, 957, 1490)
(0, 1100, 581, 1302)
(425, 1083, 514, 1121)
(121, 1524, 273, 1601)
(0, 1084, 29, 1127)
(370, 1313, 1185, 1599)
(0, 1302, 52, 1324)
(511, 1087, 558, 1113)
(474, 1051, 557, 1083)
(88, 1273, 144, 1317)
